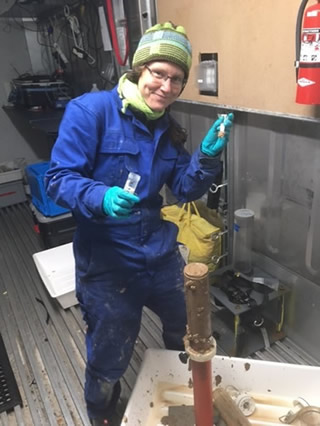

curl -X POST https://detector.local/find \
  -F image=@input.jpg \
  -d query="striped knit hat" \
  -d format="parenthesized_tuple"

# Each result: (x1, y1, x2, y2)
(132, 22, 192, 79)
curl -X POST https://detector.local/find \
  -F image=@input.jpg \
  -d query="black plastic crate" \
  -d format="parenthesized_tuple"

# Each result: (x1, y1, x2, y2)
(30, 203, 76, 249)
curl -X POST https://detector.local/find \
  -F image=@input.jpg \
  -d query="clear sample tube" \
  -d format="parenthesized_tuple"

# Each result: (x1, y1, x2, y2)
(218, 113, 228, 137)
(123, 172, 141, 194)
(232, 208, 255, 274)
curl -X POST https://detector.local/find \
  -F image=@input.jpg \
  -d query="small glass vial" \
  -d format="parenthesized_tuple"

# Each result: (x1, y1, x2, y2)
(232, 208, 255, 274)
(123, 172, 141, 194)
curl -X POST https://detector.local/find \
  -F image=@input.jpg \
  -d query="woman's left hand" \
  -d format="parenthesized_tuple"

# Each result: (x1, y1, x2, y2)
(200, 113, 234, 157)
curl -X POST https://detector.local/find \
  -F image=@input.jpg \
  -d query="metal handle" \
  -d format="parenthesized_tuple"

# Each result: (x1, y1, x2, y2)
(209, 182, 228, 194)
(212, 230, 228, 241)
(211, 252, 229, 265)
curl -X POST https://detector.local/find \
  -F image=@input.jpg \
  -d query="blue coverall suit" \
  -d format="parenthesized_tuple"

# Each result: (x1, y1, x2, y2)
(45, 86, 222, 418)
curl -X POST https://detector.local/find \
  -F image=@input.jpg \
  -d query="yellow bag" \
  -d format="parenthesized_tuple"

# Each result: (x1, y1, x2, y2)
(161, 202, 221, 271)
(192, 200, 224, 230)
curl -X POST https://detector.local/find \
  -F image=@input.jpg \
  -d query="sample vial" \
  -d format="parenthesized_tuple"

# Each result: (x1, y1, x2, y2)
(123, 172, 141, 194)
(218, 113, 228, 137)
(232, 208, 255, 274)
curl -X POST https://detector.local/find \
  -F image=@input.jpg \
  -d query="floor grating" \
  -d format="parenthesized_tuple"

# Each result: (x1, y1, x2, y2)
(0, 202, 318, 425)
(0, 334, 22, 414)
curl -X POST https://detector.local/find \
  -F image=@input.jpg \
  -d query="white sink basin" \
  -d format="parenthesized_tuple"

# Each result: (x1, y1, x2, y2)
(122, 348, 320, 426)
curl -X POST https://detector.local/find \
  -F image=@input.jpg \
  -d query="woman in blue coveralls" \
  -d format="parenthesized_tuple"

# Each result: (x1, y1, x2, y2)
(45, 22, 233, 426)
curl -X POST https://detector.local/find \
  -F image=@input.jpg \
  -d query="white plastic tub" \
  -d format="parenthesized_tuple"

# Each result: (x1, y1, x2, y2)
(0, 168, 26, 207)
(122, 348, 320, 426)
(32, 242, 77, 309)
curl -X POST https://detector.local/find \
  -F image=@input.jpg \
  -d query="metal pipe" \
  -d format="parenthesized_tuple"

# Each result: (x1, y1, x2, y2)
(184, 263, 216, 426)
(191, 360, 214, 426)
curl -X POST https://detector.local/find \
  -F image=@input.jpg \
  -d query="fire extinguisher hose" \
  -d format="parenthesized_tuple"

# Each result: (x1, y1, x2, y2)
(105, 0, 129, 66)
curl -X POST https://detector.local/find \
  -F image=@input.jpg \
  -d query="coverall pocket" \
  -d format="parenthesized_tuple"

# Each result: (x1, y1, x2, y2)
(95, 133, 140, 187)
(157, 144, 178, 184)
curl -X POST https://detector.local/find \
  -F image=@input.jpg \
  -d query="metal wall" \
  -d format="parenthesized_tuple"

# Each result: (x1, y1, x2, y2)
(0, 18, 47, 164)
(125, 0, 157, 64)
(171, 100, 320, 361)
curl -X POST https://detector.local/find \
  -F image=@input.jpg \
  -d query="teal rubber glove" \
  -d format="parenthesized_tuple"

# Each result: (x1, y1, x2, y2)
(102, 186, 140, 218)
(200, 113, 234, 157)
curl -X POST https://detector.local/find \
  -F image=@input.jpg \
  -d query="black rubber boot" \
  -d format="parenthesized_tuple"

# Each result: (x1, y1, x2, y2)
(89, 381, 122, 426)
(90, 419, 109, 426)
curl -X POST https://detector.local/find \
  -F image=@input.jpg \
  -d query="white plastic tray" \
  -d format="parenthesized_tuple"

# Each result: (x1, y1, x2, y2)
(33, 242, 77, 309)
(122, 348, 320, 426)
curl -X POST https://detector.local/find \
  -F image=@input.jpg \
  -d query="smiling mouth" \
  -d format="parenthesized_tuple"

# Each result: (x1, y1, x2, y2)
(153, 93, 167, 100)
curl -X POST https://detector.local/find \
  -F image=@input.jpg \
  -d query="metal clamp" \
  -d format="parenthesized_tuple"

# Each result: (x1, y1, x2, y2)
(184, 335, 216, 362)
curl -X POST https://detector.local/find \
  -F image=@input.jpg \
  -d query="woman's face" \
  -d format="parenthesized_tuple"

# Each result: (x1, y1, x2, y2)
(138, 61, 185, 111)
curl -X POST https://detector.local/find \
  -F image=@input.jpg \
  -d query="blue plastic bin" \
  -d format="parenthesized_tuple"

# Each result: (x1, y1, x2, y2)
(25, 162, 70, 217)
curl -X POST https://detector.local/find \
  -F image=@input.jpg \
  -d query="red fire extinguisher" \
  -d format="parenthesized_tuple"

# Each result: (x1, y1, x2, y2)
(296, 0, 320, 104)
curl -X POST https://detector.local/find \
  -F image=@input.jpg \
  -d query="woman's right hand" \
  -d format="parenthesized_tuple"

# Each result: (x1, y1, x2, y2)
(102, 186, 140, 218)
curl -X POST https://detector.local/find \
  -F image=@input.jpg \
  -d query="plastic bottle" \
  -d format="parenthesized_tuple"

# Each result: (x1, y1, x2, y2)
(90, 83, 99, 92)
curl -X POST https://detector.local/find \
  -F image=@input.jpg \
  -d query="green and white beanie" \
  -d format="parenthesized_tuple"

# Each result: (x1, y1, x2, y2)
(132, 22, 192, 79)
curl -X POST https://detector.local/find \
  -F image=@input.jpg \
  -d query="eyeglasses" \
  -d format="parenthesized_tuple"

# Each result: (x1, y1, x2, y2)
(145, 65, 185, 88)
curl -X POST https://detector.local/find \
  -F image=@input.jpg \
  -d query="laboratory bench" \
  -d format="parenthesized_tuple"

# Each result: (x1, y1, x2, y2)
(2, 106, 64, 160)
